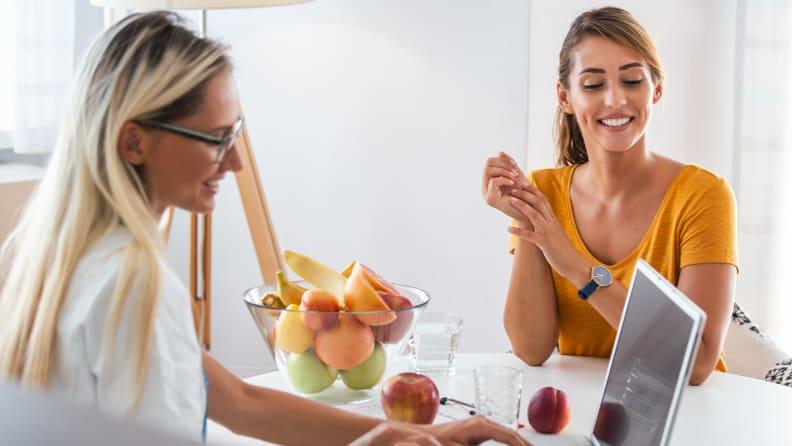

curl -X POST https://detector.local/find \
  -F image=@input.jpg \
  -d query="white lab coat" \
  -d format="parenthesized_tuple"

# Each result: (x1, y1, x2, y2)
(50, 229, 206, 442)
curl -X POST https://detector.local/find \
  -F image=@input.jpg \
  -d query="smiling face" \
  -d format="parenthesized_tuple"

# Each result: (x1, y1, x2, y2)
(557, 36, 662, 157)
(119, 69, 244, 216)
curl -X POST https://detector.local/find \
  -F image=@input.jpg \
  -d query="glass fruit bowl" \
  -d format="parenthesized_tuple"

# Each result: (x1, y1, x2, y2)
(243, 281, 430, 405)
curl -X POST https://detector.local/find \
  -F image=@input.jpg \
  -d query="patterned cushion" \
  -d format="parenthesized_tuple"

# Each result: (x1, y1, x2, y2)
(765, 359, 792, 387)
(724, 303, 792, 387)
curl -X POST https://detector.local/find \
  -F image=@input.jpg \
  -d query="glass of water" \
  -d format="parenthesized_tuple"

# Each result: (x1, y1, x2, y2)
(408, 312, 463, 375)
(474, 366, 524, 428)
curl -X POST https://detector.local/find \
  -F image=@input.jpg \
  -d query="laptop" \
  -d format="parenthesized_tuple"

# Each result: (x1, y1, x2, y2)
(522, 259, 706, 446)
(0, 384, 199, 446)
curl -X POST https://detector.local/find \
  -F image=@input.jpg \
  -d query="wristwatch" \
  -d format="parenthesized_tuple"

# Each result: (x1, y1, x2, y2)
(578, 265, 613, 300)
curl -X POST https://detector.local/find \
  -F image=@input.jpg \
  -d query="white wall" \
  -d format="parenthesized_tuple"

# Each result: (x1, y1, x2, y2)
(163, 0, 740, 377)
(168, 0, 531, 376)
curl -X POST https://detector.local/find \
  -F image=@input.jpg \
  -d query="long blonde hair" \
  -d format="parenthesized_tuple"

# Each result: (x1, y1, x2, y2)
(0, 11, 229, 408)
(554, 7, 665, 166)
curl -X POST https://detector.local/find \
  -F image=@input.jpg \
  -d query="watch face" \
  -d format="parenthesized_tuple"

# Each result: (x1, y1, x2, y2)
(592, 266, 613, 286)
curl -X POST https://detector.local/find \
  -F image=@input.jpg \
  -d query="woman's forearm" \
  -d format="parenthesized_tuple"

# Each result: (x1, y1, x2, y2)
(230, 384, 381, 445)
(204, 353, 381, 445)
(504, 238, 559, 365)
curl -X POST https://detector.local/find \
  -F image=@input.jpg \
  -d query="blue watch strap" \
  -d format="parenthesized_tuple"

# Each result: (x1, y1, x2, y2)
(578, 280, 598, 300)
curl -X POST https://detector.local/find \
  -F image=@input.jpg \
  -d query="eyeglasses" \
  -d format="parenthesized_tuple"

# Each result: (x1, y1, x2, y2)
(139, 115, 245, 163)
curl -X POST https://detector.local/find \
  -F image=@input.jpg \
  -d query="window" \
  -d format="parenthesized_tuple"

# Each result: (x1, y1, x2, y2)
(735, 0, 792, 351)
(0, 1, 17, 149)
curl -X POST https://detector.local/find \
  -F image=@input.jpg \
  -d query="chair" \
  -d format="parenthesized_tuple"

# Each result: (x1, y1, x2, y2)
(723, 302, 792, 387)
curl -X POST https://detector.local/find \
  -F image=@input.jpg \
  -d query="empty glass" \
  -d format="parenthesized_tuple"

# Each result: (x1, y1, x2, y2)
(408, 312, 463, 375)
(474, 366, 524, 428)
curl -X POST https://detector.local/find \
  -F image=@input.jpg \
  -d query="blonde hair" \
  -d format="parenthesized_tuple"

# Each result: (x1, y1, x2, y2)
(554, 6, 665, 166)
(0, 11, 229, 409)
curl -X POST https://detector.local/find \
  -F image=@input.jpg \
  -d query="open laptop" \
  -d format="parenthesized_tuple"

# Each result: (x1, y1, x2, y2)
(0, 384, 199, 446)
(523, 259, 706, 446)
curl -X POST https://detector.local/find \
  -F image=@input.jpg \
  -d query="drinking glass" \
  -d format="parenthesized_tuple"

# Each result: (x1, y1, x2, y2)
(474, 366, 524, 428)
(407, 312, 463, 375)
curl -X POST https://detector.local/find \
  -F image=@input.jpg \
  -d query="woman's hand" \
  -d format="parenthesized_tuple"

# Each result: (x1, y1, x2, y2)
(351, 416, 532, 446)
(348, 421, 441, 446)
(482, 152, 532, 223)
(507, 184, 590, 285)
(424, 416, 532, 445)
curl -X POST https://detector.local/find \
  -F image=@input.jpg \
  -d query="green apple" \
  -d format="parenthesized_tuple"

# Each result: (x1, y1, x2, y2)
(287, 349, 338, 394)
(341, 342, 387, 390)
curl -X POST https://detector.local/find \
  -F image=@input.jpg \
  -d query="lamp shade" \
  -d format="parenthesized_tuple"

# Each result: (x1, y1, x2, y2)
(90, 0, 311, 9)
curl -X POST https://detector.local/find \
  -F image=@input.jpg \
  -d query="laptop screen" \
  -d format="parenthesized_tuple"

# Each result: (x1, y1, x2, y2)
(591, 264, 701, 446)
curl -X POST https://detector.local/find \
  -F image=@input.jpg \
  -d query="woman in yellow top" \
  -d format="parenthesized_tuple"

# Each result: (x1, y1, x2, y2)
(481, 7, 738, 386)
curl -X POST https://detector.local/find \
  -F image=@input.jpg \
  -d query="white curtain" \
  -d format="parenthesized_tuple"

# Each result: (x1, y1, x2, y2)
(768, 2, 792, 350)
(13, 0, 75, 154)
(737, 0, 792, 352)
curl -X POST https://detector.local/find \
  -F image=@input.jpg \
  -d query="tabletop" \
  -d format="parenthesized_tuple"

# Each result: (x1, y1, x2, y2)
(207, 353, 792, 445)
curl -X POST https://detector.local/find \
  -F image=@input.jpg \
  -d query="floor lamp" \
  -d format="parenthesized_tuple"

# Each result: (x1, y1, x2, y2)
(90, 0, 310, 350)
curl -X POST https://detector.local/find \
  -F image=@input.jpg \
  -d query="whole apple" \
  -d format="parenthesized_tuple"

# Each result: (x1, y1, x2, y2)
(527, 386, 571, 434)
(287, 349, 338, 394)
(341, 342, 387, 390)
(371, 292, 414, 344)
(380, 372, 439, 424)
(300, 288, 340, 331)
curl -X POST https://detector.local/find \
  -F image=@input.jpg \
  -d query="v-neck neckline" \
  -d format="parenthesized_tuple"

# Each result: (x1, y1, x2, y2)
(564, 163, 692, 269)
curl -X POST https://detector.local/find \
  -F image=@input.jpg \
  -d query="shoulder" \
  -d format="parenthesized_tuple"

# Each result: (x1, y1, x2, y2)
(528, 165, 576, 194)
(675, 165, 736, 203)
(63, 230, 135, 315)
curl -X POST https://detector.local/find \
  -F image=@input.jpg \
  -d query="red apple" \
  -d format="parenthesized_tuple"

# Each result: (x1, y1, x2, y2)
(300, 289, 340, 331)
(380, 372, 440, 424)
(371, 292, 414, 344)
(593, 402, 629, 444)
(527, 386, 571, 434)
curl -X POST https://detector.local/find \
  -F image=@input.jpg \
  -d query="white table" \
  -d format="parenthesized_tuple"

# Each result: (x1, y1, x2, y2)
(208, 353, 792, 445)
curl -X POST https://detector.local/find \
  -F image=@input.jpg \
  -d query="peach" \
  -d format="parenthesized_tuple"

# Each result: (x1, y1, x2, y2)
(344, 263, 396, 326)
(315, 315, 375, 369)
(359, 263, 399, 294)
(300, 289, 340, 331)
(371, 292, 414, 344)
(527, 386, 571, 434)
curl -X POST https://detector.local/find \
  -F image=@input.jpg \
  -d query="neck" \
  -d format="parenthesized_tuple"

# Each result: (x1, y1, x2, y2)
(580, 137, 656, 201)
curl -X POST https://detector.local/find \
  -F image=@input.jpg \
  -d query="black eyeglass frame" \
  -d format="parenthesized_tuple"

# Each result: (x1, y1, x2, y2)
(138, 115, 246, 162)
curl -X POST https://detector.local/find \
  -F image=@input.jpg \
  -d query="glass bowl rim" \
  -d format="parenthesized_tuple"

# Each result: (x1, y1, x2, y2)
(243, 282, 431, 315)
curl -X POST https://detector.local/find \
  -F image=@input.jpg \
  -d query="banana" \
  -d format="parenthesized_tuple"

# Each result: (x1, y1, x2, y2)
(340, 260, 357, 278)
(284, 250, 347, 307)
(261, 291, 285, 308)
(276, 270, 308, 306)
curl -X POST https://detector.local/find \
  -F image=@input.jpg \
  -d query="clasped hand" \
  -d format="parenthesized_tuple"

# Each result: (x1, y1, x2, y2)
(482, 152, 588, 282)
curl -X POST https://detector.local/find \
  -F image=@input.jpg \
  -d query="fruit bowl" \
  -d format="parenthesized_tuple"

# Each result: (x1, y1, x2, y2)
(244, 281, 430, 405)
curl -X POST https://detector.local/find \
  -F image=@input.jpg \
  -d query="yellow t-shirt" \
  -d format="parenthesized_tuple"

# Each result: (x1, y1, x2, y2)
(509, 164, 738, 372)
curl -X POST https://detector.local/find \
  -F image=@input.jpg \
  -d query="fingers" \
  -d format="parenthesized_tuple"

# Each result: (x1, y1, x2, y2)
(352, 422, 442, 446)
(441, 416, 533, 446)
(485, 177, 515, 201)
(508, 196, 545, 227)
(498, 151, 527, 178)
(482, 162, 518, 196)
(484, 166, 518, 179)
(508, 187, 553, 221)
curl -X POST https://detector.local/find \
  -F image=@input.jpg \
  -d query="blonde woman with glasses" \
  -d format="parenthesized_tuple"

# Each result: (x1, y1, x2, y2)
(0, 12, 529, 446)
